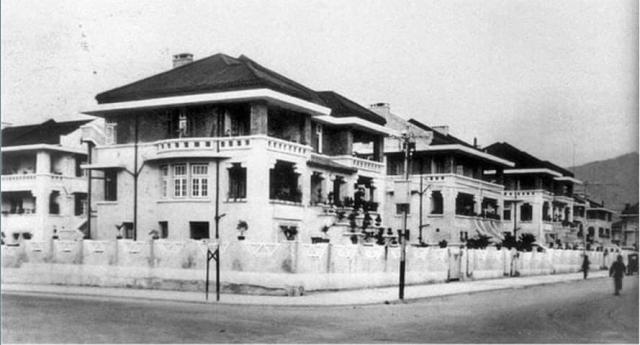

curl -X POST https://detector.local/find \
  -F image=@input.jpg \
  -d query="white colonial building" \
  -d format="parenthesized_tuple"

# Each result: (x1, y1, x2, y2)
(1, 119, 100, 241)
(370, 104, 514, 246)
(81, 53, 394, 244)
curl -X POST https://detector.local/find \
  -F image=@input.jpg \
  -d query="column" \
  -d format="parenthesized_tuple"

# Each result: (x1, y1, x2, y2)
(337, 130, 353, 155)
(250, 102, 268, 135)
(302, 116, 312, 146)
(473, 195, 481, 215)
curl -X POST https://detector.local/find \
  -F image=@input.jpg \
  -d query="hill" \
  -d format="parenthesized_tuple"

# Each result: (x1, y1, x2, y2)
(569, 152, 639, 213)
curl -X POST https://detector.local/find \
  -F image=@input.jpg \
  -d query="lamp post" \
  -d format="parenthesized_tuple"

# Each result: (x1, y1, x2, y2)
(398, 130, 415, 300)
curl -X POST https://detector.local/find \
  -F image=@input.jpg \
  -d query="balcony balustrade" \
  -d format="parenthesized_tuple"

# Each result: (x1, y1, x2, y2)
(152, 135, 311, 160)
(330, 155, 385, 175)
(1, 173, 85, 193)
(390, 173, 504, 193)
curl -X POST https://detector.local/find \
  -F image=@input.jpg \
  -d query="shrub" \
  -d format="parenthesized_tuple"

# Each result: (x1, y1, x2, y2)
(466, 234, 492, 249)
(519, 233, 536, 251)
(438, 240, 448, 248)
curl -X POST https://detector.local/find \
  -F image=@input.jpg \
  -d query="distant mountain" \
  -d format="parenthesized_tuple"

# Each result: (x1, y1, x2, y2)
(568, 152, 639, 213)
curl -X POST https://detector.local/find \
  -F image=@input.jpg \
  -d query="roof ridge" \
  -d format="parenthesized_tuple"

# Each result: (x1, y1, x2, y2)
(237, 55, 324, 104)
(96, 53, 232, 103)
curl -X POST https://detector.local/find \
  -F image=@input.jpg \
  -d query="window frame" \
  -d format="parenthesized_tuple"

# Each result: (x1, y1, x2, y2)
(173, 164, 188, 198)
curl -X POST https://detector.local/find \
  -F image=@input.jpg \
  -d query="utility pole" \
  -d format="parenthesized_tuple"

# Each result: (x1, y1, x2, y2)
(398, 130, 414, 300)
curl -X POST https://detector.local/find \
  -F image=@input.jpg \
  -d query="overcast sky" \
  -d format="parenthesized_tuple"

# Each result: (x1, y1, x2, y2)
(2, 0, 637, 166)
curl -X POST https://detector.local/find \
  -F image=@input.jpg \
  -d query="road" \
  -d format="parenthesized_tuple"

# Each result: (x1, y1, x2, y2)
(2, 276, 638, 343)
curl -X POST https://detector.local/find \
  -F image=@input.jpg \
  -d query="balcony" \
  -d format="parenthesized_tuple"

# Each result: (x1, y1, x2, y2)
(150, 135, 311, 161)
(504, 189, 554, 199)
(393, 173, 504, 194)
(329, 155, 385, 175)
(1, 173, 86, 193)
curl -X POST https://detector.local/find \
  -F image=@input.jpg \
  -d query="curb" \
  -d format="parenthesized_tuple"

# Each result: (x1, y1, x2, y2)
(1, 273, 611, 307)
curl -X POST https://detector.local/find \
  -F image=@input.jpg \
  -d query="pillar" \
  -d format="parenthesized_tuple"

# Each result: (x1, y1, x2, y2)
(473, 195, 481, 215)
(302, 116, 312, 146)
(250, 103, 268, 135)
(338, 130, 353, 156)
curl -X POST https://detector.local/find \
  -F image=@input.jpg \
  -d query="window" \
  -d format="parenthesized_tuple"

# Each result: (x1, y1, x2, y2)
(503, 209, 511, 220)
(74, 193, 87, 216)
(122, 222, 134, 239)
(160, 165, 169, 198)
(173, 164, 187, 197)
(228, 163, 247, 199)
(104, 169, 118, 201)
(396, 204, 410, 215)
(191, 164, 208, 197)
(49, 191, 60, 214)
(159, 221, 168, 239)
(456, 165, 464, 175)
(520, 203, 533, 221)
(190, 221, 209, 239)
(460, 231, 468, 242)
(430, 191, 443, 214)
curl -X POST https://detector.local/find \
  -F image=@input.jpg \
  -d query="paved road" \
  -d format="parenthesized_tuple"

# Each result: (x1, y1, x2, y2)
(2, 276, 638, 343)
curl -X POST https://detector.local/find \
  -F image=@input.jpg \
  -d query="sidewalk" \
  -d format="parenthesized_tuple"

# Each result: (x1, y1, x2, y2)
(1, 270, 610, 306)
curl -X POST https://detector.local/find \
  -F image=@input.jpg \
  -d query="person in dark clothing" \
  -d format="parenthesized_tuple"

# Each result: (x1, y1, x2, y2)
(581, 255, 590, 279)
(609, 255, 627, 296)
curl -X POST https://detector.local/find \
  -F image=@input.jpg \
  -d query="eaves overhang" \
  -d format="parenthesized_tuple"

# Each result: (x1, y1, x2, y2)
(83, 89, 331, 117)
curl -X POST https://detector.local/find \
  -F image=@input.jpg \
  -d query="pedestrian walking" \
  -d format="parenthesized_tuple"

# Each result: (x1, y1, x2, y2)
(609, 255, 626, 296)
(581, 254, 590, 279)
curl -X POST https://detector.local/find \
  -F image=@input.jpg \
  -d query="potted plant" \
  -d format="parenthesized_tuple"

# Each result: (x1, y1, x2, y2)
(22, 232, 32, 240)
(321, 225, 330, 237)
(115, 224, 123, 239)
(438, 240, 448, 248)
(148, 229, 160, 240)
(282, 226, 298, 241)
(237, 220, 248, 240)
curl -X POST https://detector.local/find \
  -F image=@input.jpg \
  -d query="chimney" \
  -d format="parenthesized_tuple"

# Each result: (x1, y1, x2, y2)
(173, 53, 193, 68)
(432, 125, 449, 136)
(369, 103, 391, 117)
(473, 137, 478, 148)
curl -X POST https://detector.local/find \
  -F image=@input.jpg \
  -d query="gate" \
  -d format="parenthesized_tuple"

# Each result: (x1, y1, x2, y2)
(448, 247, 462, 281)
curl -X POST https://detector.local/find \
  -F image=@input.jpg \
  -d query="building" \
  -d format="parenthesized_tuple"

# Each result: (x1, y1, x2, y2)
(572, 195, 615, 249)
(612, 203, 638, 250)
(484, 142, 583, 248)
(81, 53, 393, 243)
(1, 119, 97, 241)
(370, 104, 514, 246)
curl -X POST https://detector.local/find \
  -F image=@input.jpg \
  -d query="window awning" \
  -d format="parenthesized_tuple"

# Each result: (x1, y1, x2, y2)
(473, 219, 505, 240)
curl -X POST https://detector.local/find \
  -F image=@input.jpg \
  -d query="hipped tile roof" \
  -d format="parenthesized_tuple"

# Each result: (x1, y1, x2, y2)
(2, 119, 91, 147)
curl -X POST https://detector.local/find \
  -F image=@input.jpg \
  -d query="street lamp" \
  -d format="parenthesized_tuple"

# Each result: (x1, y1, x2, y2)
(398, 130, 416, 300)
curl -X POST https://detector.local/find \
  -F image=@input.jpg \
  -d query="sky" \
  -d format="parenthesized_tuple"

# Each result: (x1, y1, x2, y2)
(1, 0, 637, 167)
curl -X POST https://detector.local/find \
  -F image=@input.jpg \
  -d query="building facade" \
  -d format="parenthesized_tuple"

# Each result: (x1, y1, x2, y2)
(612, 203, 637, 250)
(371, 104, 513, 246)
(82, 53, 393, 244)
(1, 119, 97, 241)
(485, 142, 583, 248)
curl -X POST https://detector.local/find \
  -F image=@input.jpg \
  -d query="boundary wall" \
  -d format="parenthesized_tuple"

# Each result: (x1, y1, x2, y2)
(1, 239, 620, 295)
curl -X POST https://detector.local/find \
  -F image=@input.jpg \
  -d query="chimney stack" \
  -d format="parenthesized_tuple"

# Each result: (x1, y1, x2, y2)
(173, 53, 194, 68)
(369, 103, 391, 117)
(473, 137, 478, 148)
(432, 125, 449, 136)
